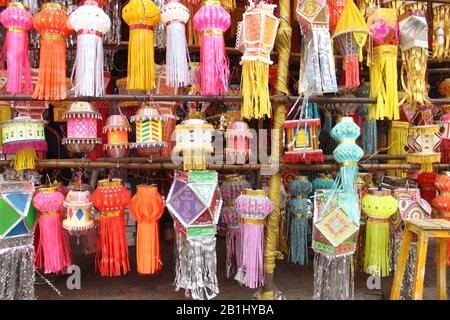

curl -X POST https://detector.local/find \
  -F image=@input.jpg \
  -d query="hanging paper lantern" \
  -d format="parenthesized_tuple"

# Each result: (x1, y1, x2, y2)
(63, 188, 94, 237)
(431, 4, 450, 61)
(224, 121, 251, 164)
(438, 79, 450, 162)
(417, 171, 437, 205)
(130, 102, 168, 156)
(288, 176, 312, 266)
(159, 105, 177, 158)
(193, 0, 231, 96)
(0, 2, 33, 94)
(103, 113, 131, 158)
(69, 0, 111, 97)
(92, 178, 131, 277)
(33, 186, 72, 274)
(166, 170, 222, 300)
(297, 0, 337, 95)
(122, 0, 160, 90)
(432, 172, 450, 266)
(332, 0, 370, 89)
(32, 3, 73, 100)
(328, 0, 345, 32)
(220, 174, 251, 278)
(62, 102, 102, 153)
(312, 173, 335, 191)
(235, 188, 273, 289)
(236, 1, 279, 120)
(284, 118, 323, 163)
(160, 0, 190, 88)
(367, 8, 399, 120)
(407, 125, 441, 173)
(362, 188, 398, 277)
(128, 184, 165, 275)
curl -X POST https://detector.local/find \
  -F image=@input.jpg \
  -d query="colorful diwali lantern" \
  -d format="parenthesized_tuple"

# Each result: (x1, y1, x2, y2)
(62, 102, 102, 153)
(367, 8, 399, 120)
(220, 174, 251, 278)
(312, 173, 335, 191)
(236, 1, 279, 120)
(297, 0, 337, 95)
(235, 188, 273, 289)
(284, 116, 323, 163)
(224, 121, 252, 164)
(130, 102, 167, 156)
(432, 172, 450, 266)
(122, 0, 161, 90)
(33, 186, 72, 274)
(362, 188, 398, 277)
(166, 170, 222, 300)
(431, 4, 450, 61)
(332, 0, 370, 89)
(406, 125, 441, 173)
(92, 178, 131, 277)
(193, 0, 231, 95)
(328, 0, 345, 31)
(32, 3, 73, 100)
(160, 0, 190, 88)
(387, 120, 409, 177)
(128, 184, 165, 275)
(417, 171, 437, 205)
(69, 0, 111, 97)
(0, 2, 33, 94)
(288, 176, 312, 265)
(103, 113, 131, 158)
(63, 188, 94, 236)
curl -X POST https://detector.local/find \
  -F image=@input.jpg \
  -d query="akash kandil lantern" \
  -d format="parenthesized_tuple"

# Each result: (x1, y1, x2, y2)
(407, 124, 441, 173)
(103, 113, 131, 158)
(63, 188, 94, 236)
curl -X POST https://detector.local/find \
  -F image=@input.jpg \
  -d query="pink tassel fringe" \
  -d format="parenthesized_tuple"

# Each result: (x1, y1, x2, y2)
(199, 34, 229, 95)
(239, 223, 265, 289)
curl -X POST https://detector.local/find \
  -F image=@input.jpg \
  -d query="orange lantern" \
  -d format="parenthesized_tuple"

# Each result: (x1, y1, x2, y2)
(432, 172, 450, 266)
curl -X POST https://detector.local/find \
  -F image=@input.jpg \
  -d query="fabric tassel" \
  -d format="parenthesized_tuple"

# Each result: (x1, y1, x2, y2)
(387, 121, 409, 177)
(10, 149, 37, 171)
(238, 220, 265, 289)
(241, 61, 271, 119)
(400, 47, 430, 108)
(343, 54, 360, 89)
(226, 226, 240, 278)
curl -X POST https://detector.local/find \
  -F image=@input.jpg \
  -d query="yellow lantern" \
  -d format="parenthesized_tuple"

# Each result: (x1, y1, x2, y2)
(406, 125, 441, 173)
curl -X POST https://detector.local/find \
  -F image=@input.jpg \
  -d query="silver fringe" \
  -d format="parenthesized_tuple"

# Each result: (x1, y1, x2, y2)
(389, 236, 417, 300)
(0, 236, 35, 300)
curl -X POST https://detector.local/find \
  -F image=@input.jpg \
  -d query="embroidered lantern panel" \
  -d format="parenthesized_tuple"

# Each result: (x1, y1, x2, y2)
(407, 125, 441, 172)
(284, 119, 323, 163)
(63, 189, 94, 235)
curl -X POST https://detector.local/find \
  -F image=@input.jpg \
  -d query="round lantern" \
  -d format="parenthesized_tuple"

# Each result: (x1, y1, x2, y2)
(130, 102, 167, 157)
(103, 114, 131, 158)
(62, 102, 102, 153)
(63, 188, 94, 236)
(407, 125, 441, 173)
(224, 121, 251, 164)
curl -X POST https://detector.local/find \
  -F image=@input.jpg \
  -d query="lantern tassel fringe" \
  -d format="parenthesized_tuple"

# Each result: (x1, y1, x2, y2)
(199, 33, 229, 95)
(165, 22, 190, 88)
(10, 149, 38, 171)
(127, 28, 156, 90)
(136, 221, 162, 275)
(226, 227, 240, 278)
(289, 216, 308, 265)
(239, 221, 265, 289)
(343, 54, 360, 89)
(241, 60, 271, 120)
(364, 219, 390, 277)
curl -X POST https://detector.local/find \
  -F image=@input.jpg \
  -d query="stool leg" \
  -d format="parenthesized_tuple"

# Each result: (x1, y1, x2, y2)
(437, 238, 447, 300)
(412, 231, 428, 300)
(390, 229, 413, 300)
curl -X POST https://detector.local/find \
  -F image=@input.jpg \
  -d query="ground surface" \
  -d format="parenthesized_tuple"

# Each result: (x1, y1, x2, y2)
(34, 238, 449, 300)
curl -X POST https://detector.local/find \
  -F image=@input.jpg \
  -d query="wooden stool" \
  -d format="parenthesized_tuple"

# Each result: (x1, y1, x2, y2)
(390, 219, 450, 300)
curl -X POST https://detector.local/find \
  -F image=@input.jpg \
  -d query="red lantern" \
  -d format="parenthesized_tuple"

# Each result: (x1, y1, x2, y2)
(432, 172, 450, 266)
(417, 172, 437, 205)
(92, 179, 131, 277)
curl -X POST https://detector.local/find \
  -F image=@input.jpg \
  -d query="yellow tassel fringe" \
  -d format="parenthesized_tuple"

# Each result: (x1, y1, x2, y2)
(241, 60, 271, 120)
(10, 149, 37, 171)
(127, 28, 156, 91)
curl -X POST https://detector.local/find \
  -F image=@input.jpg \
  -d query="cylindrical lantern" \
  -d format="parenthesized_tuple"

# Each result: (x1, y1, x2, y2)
(220, 174, 251, 278)
(361, 188, 398, 277)
(62, 102, 102, 153)
(0, 2, 33, 94)
(237, 2, 279, 119)
(69, 0, 111, 97)
(33, 186, 72, 274)
(235, 189, 273, 289)
(32, 3, 73, 100)
(130, 102, 168, 156)
(193, 0, 231, 96)
(122, 0, 161, 90)
(160, 0, 190, 87)
(224, 121, 251, 164)
(288, 176, 312, 265)
(432, 171, 450, 266)
(63, 188, 94, 236)
(312, 173, 335, 191)
(103, 114, 131, 158)
(127, 184, 165, 275)
(407, 125, 441, 173)
(92, 178, 131, 277)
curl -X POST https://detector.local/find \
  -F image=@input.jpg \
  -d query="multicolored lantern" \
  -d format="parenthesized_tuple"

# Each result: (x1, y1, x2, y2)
(33, 186, 72, 274)
(235, 188, 273, 289)
(297, 0, 337, 95)
(284, 118, 323, 163)
(69, 0, 111, 97)
(432, 172, 450, 266)
(224, 121, 251, 164)
(130, 102, 168, 156)
(361, 188, 398, 277)
(166, 170, 222, 300)
(62, 102, 102, 153)
(332, 0, 370, 89)
(122, 0, 161, 90)
(367, 8, 399, 120)
(0, 2, 33, 94)
(193, 0, 231, 95)
(160, 0, 190, 87)
(103, 113, 131, 158)
(220, 174, 251, 278)
(63, 188, 94, 236)
(236, 1, 279, 120)
(92, 178, 131, 277)
(128, 184, 165, 275)
(407, 125, 441, 173)
(32, 3, 73, 100)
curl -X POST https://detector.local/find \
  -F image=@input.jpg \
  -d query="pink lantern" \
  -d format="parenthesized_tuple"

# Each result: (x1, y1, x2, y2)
(193, 0, 231, 96)
(224, 121, 252, 164)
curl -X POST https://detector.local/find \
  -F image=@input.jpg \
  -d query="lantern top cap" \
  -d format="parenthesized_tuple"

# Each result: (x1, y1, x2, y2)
(7, 2, 29, 11)
(242, 189, 266, 196)
(97, 178, 122, 187)
(42, 2, 65, 11)
(36, 186, 60, 194)
(103, 114, 131, 131)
